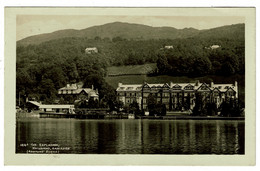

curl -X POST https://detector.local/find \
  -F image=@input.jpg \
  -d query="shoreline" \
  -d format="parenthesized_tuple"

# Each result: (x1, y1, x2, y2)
(17, 111, 245, 120)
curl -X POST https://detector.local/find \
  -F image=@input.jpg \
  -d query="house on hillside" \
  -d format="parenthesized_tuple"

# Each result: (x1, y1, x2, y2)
(164, 45, 173, 49)
(85, 47, 98, 54)
(160, 45, 174, 50)
(205, 45, 221, 50)
(210, 45, 221, 49)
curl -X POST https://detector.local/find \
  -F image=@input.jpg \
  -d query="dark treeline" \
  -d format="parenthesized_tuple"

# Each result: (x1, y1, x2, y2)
(192, 93, 244, 117)
(156, 40, 244, 77)
(16, 39, 114, 107)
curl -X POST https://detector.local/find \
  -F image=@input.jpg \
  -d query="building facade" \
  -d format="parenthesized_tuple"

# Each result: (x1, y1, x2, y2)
(58, 83, 99, 102)
(116, 81, 238, 111)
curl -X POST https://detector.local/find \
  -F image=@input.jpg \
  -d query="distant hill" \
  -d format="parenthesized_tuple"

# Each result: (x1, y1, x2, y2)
(17, 22, 202, 46)
(17, 22, 245, 46)
(194, 23, 245, 40)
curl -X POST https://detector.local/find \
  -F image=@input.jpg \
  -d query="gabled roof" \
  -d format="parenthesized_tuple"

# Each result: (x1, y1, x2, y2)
(225, 87, 236, 92)
(162, 83, 170, 88)
(116, 82, 238, 93)
(212, 87, 221, 92)
(142, 83, 150, 88)
(197, 83, 211, 91)
(212, 84, 235, 92)
(116, 84, 142, 91)
(172, 84, 182, 90)
(27, 101, 41, 107)
(184, 84, 194, 90)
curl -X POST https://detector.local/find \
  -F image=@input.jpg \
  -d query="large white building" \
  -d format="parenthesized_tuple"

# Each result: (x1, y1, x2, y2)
(116, 81, 238, 111)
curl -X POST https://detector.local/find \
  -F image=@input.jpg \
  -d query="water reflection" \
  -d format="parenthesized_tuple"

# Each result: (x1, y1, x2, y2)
(16, 118, 244, 154)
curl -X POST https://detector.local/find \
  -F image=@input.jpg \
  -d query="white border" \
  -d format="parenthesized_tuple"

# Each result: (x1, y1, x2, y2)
(0, 0, 259, 171)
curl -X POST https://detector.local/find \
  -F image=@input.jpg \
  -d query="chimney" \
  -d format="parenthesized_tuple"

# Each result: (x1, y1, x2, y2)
(170, 81, 173, 87)
(210, 82, 214, 87)
(92, 85, 94, 90)
(118, 82, 122, 87)
(66, 84, 70, 88)
(195, 80, 200, 86)
(234, 81, 238, 87)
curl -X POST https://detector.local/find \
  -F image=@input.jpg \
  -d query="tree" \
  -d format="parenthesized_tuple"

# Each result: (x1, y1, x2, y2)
(206, 102, 218, 116)
(114, 100, 124, 112)
(192, 93, 205, 116)
(64, 62, 79, 83)
(161, 104, 167, 116)
(129, 100, 140, 115)
(157, 54, 170, 74)
(112, 36, 124, 42)
(192, 57, 212, 77)
(147, 94, 157, 116)
(88, 98, 96, 108)
(220, 98, 243, 117)
(38, 79, 57, 103)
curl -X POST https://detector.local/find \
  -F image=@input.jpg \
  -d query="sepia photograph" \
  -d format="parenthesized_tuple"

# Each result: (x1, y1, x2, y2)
(4, 7, 256, 165)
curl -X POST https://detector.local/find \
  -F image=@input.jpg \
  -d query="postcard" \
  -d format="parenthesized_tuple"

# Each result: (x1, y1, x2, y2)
(4, 7, 255, 165)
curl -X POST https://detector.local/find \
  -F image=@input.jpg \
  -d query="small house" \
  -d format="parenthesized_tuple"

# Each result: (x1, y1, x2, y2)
(85, 47, 98, 54)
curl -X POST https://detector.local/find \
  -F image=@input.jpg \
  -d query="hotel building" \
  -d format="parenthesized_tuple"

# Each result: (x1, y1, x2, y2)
(116, 81, 238, 111)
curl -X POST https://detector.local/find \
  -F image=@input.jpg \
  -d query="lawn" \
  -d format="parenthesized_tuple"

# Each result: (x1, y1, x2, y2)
(107, 63, 157, 76)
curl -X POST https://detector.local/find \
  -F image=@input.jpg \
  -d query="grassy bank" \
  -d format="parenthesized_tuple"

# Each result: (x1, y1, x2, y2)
(16, 110, 40, 118)
(107, 63, 157, 76)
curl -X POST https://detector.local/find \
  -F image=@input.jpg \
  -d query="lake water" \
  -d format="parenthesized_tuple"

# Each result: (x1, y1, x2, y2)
(16, 118, 244, 154)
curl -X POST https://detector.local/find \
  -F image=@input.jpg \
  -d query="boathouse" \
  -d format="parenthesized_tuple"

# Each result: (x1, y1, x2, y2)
(39, 104, 75, 114)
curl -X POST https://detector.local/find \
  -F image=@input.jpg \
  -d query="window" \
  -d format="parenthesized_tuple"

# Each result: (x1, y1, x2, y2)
(143, 93, 149, 97)
(163, 93, 169, 97)
(162, 99, 168, 103)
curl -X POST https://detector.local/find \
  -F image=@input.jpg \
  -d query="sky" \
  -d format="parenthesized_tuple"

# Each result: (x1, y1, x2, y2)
(16, 15, 244, 41)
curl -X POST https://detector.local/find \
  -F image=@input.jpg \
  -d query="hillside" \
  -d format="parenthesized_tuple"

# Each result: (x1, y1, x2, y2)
(18, 22, 200, 46)
(194, 23, 245, 40)
(16, 23, 245, 73)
